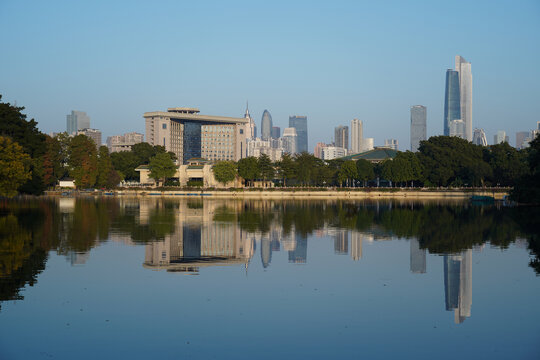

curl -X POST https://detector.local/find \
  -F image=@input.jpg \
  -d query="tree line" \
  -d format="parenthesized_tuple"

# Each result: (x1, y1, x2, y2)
(212, 136, 535, 191)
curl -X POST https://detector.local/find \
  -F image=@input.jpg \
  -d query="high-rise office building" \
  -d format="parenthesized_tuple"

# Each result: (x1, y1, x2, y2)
(384, 139, 398, 150)
(350, 118, 363, 154)
(281, 127, 298, 155)
(494, 130, 508, 145)
(455, 56, 473, 141)
(410, 105, 426, 152)
(444, 70, 461, 136)
(516, 131, 530, 150)
(472, 128, 488, 146)
(66, 111, 90, 135)
(289, 115, 308, 153)
(271, 126, 280, 139)
(450, 119, 466, 139)
(144, 107, 248, 164)
(334, 125, 348, 149)
(244, 103, 256, 140)
(261, 110, 273, 140)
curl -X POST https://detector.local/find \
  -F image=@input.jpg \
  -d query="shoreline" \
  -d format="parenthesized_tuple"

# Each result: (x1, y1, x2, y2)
(44, 189, 509, 200)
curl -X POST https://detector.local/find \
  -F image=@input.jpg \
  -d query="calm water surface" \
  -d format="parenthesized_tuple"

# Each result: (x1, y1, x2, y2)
(0, 197, 539, 359)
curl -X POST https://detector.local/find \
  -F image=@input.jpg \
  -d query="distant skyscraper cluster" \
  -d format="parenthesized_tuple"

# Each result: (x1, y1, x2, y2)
(444, 55, 473, 141)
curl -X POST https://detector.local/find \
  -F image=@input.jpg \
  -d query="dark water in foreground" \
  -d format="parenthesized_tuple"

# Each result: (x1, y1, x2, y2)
(0, 197, 539, 359)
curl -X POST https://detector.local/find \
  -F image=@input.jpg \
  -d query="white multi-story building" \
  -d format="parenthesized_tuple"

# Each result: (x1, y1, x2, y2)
(144, 107, 248, 164)
(450, 119, 466, 139)
(494, 130, 508, 144)
(472, 128, 488, 146)
(321, 146, 347, 160)
(77, 128, 102, 148)
(363, 138, 374, 152)
(106, 132, 144, 153)
(247, 138, 283, 162)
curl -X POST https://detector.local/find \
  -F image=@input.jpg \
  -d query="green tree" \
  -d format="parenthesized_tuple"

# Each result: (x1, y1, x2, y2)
(237, 157, 260, 186)
(110, 151, 139, 180)
(96, 146, 121, 188)
(68, 135, 99, 188)
(338, 160, 358, 187)
(295, 152, 319, 186)
(42, 135, 67, 188)
(149, 152, 176, 186)
(511, 134, 540, 203)
(212, 161, 237, 185)
(356, 159, 375, 187)
(276, 153, 297, 186)
(0, 95, 47, 195)
(381, 159, 395, 187)
(258, 154, 274, 182)
(485, 142, 528, 186)
(0, 136, 32, 197)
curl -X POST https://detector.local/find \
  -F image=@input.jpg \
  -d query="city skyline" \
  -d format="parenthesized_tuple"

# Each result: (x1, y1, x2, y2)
(1, 1, 539, 150)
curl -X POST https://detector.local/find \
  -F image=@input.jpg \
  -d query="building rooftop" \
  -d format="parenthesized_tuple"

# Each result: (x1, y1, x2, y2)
(144, 108, 247, 124)
(340, 148, 398, 163)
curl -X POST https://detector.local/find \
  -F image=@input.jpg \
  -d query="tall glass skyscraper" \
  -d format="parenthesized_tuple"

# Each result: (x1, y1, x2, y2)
(289, 115, 308, 153)
(261, 110, 273, 140)
(444, 70, 461, 136)
(410, 105, 426, 152)
(455, 56, 473, 141)
(66, 110, 90, 135)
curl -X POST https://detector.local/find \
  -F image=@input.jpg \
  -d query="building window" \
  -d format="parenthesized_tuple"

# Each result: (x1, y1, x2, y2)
(239, 129, 244, 134)
(162, 123, 167, 129)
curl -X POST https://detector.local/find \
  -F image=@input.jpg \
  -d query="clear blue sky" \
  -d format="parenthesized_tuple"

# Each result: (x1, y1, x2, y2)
(1, 0, 539, 149)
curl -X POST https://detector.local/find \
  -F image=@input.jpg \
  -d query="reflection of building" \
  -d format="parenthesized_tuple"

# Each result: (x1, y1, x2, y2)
(261, 236, 272, 268)
(288, 234, 307, 264)
(334, 230, 348, 255)
(410, 239, 426, 274)
(143, 201, 254, 273)
(350, 231, 363, 261)
(444, 250, 472, 324)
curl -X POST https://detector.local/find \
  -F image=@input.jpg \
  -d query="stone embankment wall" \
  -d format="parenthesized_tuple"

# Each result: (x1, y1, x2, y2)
(55, 189, 508, 200)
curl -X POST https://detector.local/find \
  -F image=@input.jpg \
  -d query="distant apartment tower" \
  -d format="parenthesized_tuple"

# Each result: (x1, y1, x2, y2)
(350, 118, 363, 154)
(281, 127, 298, 155)
(271, 126, 281, 139)
(261, 110, 273, 140)
(66, 111, 90, 135)
(106, 132, 144, 153)
(494, 130, 508, 145)
(410, 105, 426, 152)
(289, 115, 308, 153)
(334, 125, 348, 150)
(472, 128, 488, 146)
(144, 107, 248, 164)
(444, 56, 473, 141)
(384, 139, 398, 151)
(363, 138, 374, 151)
(77, 128, 102, 148)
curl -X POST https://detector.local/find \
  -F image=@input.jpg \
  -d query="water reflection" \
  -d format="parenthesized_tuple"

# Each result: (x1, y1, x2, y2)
(1, 197, 539, 324)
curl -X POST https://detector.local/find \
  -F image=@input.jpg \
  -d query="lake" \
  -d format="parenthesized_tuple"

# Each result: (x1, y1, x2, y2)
(0, 197, 539, 359)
